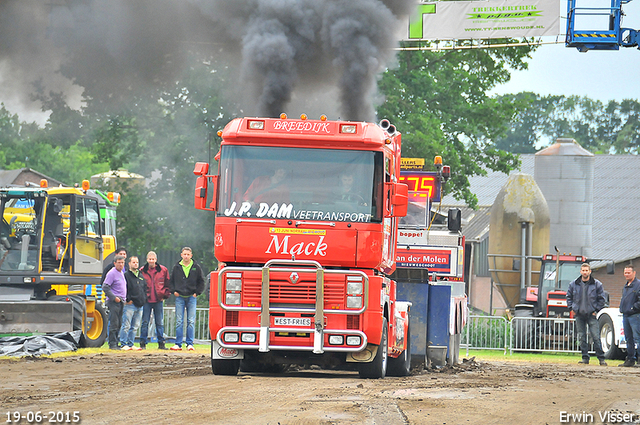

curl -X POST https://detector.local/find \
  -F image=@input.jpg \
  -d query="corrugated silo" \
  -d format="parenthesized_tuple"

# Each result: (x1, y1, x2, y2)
(489, 173, 550, 308)
(534, 138, 594, 257)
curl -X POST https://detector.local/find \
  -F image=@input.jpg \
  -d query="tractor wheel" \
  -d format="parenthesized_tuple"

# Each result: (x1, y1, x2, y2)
(358, 318, 388, 379)
(599, 314, 624, 360)
(84, 302, 108, 348)
(387, 319, 411, 377)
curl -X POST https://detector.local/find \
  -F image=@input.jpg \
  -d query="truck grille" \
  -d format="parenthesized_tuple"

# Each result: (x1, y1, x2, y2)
(244, 280, 345, 304)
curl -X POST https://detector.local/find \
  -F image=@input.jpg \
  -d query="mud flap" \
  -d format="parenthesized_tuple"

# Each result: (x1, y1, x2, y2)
(211, 340, 244, 360)
(346, 343, 377, 363)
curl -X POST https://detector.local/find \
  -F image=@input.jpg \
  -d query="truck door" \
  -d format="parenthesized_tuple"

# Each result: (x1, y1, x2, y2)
(73, 196, 103, 274)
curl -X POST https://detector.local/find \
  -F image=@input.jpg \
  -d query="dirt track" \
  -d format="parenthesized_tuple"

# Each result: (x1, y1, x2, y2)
(2, 351, 640, 425)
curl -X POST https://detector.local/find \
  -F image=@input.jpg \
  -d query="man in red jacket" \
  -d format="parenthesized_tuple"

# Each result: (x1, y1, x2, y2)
(139, 251, 171, 350)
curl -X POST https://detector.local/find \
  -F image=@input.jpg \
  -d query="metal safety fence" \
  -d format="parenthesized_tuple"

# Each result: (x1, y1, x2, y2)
(138, 310, 582, 353)
(462, 315, 582, 355)
(137, 307, 210, 343)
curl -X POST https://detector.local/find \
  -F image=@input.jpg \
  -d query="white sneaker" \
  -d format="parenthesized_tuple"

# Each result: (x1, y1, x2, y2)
(132, 346, 142, 351)
(170, 345, 182, 351)
(187, 345, 195, 351)
(121, 345, 133, 351)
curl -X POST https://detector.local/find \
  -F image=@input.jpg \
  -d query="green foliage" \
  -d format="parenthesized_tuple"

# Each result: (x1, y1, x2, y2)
(496, 94, 640, 154)
(377, 44, 535, 208)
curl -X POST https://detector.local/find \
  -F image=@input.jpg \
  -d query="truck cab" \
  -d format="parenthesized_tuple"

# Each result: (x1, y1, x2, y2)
(195, 115, 411, 378)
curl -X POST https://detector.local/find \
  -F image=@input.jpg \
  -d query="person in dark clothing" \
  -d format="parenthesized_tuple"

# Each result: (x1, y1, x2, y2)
(169, 247, 205, 351)
(566, 263, 608, 366)
(103, 255, 127, 350)
(140, 251, 171, 350)
(618, 265, 640, 367)
(119, 256, 147, 350)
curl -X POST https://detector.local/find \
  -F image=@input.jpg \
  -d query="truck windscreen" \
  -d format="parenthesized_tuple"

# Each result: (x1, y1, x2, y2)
(218, 146, 383, 223)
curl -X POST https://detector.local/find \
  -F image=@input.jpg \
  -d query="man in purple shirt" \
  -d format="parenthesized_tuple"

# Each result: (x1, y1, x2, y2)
(103, 255, 127, 350)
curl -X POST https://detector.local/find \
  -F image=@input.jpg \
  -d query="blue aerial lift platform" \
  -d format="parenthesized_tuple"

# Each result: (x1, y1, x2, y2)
(566, 0, 640, 51)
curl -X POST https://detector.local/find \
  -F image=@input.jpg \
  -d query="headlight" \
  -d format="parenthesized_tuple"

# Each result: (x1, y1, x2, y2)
(347, 280, 363, 295)
(347, 296, 362, 309)
(241, 333, 256, 343)
(226, 293, 241, 305)
(224, 332, 239, 343)
(329, 335, 344, 345)
(226, 278, 242, 291)
(346, 336, 361, 346)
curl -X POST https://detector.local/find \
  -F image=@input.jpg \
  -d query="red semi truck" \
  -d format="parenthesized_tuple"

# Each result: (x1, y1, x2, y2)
(194, 115, 412, 378)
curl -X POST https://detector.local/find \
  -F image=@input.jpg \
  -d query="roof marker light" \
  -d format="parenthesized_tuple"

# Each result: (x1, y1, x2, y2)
(340, 124, 356, 134)
(248, 120, 264, 130)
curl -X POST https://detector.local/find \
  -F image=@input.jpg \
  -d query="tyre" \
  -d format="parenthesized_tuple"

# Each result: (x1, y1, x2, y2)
(48, 294, 87, 344)
(358, 318, 388, 379)
(84, 302, 107, 348)
(387, 319, 411, 377)
(599, 314, 624, 360)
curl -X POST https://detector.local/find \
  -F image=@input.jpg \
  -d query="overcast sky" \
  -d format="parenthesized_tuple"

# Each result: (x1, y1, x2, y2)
(493, 0, 640, 103)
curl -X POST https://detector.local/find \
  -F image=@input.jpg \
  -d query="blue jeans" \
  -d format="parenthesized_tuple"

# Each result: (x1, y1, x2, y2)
(623, 313, 640, 361)
(119, 303, 143, 347)
(175, 296, 197, 347)
(140, 301, 165, 344)
(575, 313, 605, 361)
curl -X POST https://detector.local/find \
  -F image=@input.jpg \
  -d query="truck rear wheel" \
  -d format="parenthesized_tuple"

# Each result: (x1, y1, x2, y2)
(387, 320, 411, 377)
(599, 314, 623, 360)
(358, 318, 388, 379)
(84, 302, 107, 348)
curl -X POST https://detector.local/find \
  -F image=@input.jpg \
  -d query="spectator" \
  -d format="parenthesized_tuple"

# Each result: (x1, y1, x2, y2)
(566, 263, 607, 366)
(140, 251, 171, 350)
(119, 256, 147, 351)
(101, 247, 127, 285)
(169, 247, 205, 351)
(618, 265, 640, 367)
(102, 255, 127, 350)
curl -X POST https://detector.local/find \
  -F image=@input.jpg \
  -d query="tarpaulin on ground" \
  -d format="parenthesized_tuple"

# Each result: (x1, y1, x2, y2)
(0, 330, 82, 357)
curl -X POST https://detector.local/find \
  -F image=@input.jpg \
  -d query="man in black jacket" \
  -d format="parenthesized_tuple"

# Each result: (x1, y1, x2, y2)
(169, 247, 205, 351)
(119, 256, 147, 350)
(618, 265, 640, 367)
(566, 263, 607, 366)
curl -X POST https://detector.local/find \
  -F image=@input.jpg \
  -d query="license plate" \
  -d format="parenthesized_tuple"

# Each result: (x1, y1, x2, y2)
(274, 317, 311, 327)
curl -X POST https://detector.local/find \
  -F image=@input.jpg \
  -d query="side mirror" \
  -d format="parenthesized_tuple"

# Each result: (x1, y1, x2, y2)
(193, 162, 217, 211)
(447, 208, 462, 232)
(606, 261, 615, 275)
(392, 182, 408, 217)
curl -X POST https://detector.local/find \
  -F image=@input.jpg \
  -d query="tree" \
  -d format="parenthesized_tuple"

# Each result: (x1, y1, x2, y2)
(495, 94, 640, 155)
(377, 44, 536, 207)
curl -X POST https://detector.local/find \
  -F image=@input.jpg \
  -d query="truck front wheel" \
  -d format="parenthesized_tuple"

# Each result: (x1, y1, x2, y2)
(599, 314, 623, 360)
(358, 318, 388, 379)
